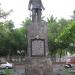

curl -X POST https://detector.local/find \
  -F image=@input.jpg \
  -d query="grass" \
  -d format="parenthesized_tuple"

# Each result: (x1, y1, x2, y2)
(63, 68, 70, 75)
(63, 68, 75, 75)
(4, 69, 13, 75)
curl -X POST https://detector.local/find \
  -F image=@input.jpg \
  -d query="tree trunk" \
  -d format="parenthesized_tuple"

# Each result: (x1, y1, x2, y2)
(59, 50, 62, 62)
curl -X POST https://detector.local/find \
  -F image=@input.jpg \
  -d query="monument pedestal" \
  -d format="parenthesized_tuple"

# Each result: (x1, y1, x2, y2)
(25, 57, 52, 75)
(28, 21, 48, 57)
(26, 21, 53, 75)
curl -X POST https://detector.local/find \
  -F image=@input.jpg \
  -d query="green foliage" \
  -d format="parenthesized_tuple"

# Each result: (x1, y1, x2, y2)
(48, 15, 68, 58)
(55, 20, 75, 56)
(4, 69, 12, 75)
(0, 20, 15, 56)
(0, 17, 31, 57)
(56, 21, 75, 43)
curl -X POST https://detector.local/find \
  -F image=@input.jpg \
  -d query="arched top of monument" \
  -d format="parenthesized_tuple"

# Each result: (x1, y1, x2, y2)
(28, 0, 45, 10)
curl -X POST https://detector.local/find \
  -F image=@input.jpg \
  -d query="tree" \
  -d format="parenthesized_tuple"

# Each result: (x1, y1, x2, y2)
(0, 20, 15, 60)
(0, 4, 13, 19)
(0, 4, 14, 59)
(48, 15, 69, 62)
(56, 21, 75, 55)
(48, 15, 59, 62)
(21, 18, 31, 55)
(11, 18, 31, 61)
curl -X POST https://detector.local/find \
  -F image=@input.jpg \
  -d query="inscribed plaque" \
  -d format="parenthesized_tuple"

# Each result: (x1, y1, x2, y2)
(31, 40, 45, 56)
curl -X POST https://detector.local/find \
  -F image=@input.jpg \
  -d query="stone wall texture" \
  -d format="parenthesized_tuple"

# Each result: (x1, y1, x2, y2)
(25, 57, 52, 75)
(27, 21, 48, 56)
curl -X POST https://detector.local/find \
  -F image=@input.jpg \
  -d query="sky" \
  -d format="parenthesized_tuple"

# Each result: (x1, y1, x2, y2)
(0, 0, 75, 28)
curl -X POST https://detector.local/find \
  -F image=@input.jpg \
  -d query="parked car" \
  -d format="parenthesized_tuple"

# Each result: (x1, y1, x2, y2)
(0, 69, 5, 75)
(0, 62, 13, 69)
(65, 55, 75, 68)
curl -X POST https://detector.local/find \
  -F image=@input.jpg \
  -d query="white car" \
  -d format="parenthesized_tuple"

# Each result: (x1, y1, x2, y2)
(0, 62, 13, 69)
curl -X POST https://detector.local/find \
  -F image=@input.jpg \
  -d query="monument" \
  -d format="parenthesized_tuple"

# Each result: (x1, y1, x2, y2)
(25, 0, 52, 75)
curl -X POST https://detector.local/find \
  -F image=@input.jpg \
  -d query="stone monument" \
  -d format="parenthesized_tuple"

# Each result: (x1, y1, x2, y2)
(25, 0, 52, 75)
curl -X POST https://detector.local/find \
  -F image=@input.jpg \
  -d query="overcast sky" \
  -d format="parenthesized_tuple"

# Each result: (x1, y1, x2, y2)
(1, 0, 75, 27)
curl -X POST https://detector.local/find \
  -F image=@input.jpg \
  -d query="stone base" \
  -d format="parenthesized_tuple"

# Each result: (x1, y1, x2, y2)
(25, 57, 53, 75)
